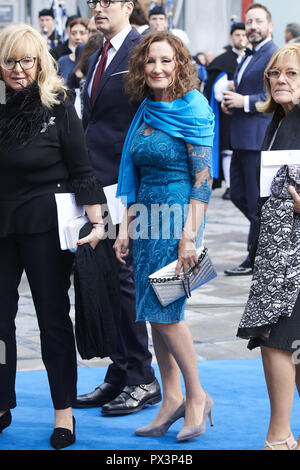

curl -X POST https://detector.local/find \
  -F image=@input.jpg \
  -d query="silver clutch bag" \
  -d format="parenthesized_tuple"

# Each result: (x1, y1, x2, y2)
(149, 247, 217, 307)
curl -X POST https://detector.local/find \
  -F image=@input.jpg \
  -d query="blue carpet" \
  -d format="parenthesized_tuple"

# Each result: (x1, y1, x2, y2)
(0, 358, 299, 451)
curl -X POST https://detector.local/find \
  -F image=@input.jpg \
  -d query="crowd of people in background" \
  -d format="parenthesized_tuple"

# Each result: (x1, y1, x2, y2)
(0, 0, 300, 452)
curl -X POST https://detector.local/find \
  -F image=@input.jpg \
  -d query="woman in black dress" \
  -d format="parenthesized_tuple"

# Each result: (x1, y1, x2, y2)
(0, 24, 106, 449)
(237, 43, 300, 451)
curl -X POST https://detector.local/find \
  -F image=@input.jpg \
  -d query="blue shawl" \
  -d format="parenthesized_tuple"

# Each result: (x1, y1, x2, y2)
(116, 89, 215, 206)
(210, 72, 227, 180)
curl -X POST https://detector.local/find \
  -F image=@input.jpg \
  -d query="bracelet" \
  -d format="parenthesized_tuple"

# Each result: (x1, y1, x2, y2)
(92, 222, 105, 227)
(183, 228, 196, 243)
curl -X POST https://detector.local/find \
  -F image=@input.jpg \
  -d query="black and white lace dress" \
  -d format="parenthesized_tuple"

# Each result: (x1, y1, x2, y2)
(237, 165, 300, 352)
(237, 105, 300, 353)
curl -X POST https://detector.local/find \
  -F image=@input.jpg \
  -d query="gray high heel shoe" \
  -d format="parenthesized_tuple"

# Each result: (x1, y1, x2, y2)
(176, 393, 214, 442)
(135, 400, 185, 437)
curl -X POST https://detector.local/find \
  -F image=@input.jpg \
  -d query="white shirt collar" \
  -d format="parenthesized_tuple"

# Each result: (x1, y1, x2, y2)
(254, 36, 272, 52)
(232, 47, 243, 56)
(104, 24, 132, 52)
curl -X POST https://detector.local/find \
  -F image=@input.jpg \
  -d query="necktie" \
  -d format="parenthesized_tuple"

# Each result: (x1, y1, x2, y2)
(245, 47, 255, 57)
(91, 40, 111, 103)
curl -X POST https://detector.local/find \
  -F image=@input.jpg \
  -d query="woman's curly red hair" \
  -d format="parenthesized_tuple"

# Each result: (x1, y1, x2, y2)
(125, 31, 199, 102)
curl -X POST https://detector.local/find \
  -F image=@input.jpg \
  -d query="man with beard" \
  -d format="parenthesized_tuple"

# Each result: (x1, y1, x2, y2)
(205, 22, 247, 200)
(222, 3, 277, 276)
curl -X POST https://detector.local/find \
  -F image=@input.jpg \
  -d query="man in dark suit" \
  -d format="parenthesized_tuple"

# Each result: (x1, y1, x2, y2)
(205, 22, 246, 199)
(74, 0, 161, 416)
(222, 3, 277, 276)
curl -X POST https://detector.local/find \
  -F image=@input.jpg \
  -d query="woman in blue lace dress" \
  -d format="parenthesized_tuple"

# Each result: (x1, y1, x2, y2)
(114, 32, 215, 442)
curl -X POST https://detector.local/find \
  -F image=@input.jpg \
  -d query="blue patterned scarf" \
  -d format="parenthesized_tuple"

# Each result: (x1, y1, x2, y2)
(116, 89, 215, 206)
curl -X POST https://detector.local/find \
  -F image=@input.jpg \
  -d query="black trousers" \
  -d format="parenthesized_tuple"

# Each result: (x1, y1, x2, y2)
(230, 149, 260, 252)
(104, 239, 155, 387)
(0, 228, 77, 410)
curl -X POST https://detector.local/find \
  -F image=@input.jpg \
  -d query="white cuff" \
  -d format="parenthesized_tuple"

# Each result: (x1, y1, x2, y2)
(244, 95, 250, 113)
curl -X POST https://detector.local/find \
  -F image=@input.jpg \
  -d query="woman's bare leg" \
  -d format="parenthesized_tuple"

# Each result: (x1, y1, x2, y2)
(261, 346, 296, 450)
(148, 325, 184, 426)
(54, 407, 73, 432)
(152, 321, 206, 427)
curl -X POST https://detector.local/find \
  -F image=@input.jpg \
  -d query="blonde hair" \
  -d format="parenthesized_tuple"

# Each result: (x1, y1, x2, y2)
(0, 23, 67, 108)
(257, 43, 300, 114)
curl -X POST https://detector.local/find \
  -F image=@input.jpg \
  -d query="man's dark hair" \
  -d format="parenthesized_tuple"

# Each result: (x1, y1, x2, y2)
(39, 8, 55, 19)
(149, 5, 166, 18)
(230, 22, 245, 35)
(246, 3, 272, 22)
(286, 23, 300, 38)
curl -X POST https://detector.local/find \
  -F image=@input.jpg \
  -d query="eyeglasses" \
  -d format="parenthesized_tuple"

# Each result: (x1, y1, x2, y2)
(86, 0, 129, 9)
(266, 68, 300, 81)
(2, 57, 37, 71)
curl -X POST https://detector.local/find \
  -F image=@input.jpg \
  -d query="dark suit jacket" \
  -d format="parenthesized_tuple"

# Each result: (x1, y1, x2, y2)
(205, 48, 240, 154)
(82, 27, 141, 187)
(230, 39, 278, 151)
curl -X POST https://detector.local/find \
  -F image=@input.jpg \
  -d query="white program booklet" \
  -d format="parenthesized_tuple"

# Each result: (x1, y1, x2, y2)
(103, 183, 126, 226)
(55, 184, 126, 250)
(260, 150, 300, 197)
(55, 193, 85, 250)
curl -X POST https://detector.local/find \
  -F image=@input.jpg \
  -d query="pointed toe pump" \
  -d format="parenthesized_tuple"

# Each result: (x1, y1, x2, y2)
(135, 400, 185, 437)
(177, 393, 214, 442)
(50, 416, 76, 450)
(0, 410, 12, 433)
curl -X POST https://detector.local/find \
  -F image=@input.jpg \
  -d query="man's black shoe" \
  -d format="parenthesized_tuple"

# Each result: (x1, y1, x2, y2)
(73, 382, 124, 408)
(224, 266, 253, 276)
(222, 188, 231, 200)
(224, 259, 253, 276)
(101, 379, 162, 416)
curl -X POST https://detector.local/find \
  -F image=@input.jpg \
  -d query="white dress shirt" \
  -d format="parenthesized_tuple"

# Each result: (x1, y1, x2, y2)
(237, 37, 272, 112)
(88, 24, 132, 97)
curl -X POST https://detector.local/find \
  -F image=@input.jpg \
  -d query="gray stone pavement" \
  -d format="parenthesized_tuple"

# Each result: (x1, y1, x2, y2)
(16, 185, 260, 373)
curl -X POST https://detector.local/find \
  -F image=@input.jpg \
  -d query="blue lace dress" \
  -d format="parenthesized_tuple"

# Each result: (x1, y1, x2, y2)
(130, 122, 212, 324)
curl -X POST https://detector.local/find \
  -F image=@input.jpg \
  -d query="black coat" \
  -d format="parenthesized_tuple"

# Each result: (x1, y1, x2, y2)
(74, 223, 120, 359)
(0, 89, 106, 237)
(205, 48, 239, 102)
(204, 48, 240, 187)
(250, 105, 300, 264)
(50, 40, 72, 61)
